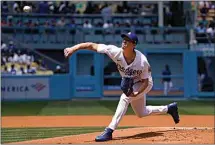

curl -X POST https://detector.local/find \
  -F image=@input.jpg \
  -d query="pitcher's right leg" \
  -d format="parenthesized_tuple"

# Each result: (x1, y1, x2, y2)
(95, 93, 130, 142)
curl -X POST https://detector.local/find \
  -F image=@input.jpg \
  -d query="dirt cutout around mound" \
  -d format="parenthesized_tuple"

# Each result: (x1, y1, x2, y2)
(3, 115, 215, 144)
(10, 127, 214, 144)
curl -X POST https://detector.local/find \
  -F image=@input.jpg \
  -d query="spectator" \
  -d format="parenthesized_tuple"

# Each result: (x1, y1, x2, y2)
(1, 41, 7, 52)
(16, 19, 23, 26)
(199, 16, 208, 28)
(2, 66, 9, 74)
(83, 20, 92, 28)
(8, 53, 14, 63)
(48, 2, 55, 14)
(200, 3, 209, 16)
(162, 64, 173, 96)
(84, 2, 93, 14)
(17, 66, 26, 75)
(196, 23, 206, 34)
(1, 57, 6, 66)
(8, 41, 16, 54)
(68, 19, 76, 28)
(10, 64, 17, 75)
(56, 17, 66, 27)
(1, 19, 7, 26)
(58, 2, 66, 13)
(207, 21, 215, 42)
(54, 65, 63, 74)
(26, 64, 36, 74)
(8, 19, 13, 27)
(199, 1, 210, 9)
(12, 1, 21, 13)
(39, 1, 49, 14)
(1, 1, 9, 13)
(103, 20, 113, 29)
(101, 3, 112, 22)
(195, 23, 207, 43)
(69, 3, 76, 14)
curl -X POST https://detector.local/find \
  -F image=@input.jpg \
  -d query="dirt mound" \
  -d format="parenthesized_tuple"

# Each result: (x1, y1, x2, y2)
(11, 127, 214, 144)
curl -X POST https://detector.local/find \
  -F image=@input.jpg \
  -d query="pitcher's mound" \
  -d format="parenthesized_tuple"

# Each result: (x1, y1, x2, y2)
(12, 127, 214, 144)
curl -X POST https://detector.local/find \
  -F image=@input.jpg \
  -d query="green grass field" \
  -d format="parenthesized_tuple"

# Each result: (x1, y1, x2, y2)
(1, 126, 132, 143)
(1, 100, 214, 143)
(2, 100, 215, 116)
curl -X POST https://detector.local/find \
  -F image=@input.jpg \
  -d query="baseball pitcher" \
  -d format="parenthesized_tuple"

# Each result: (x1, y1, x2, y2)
(64, 32, 180, 142)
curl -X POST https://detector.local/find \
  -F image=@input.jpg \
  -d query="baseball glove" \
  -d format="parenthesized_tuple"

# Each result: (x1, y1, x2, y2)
(120, 77, 134, 96)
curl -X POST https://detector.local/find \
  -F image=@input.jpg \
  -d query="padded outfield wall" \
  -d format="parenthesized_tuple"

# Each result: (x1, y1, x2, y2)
(1, 49, 215, 101)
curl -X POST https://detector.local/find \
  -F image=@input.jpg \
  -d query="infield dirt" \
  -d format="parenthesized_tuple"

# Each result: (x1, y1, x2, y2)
(2, 115, 214, 144)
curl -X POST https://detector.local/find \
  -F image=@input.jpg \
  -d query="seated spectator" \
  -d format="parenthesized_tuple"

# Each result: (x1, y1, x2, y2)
(8, 53, 14, 63)
(56, 17, 66, 27)
(1, 41, 7, 53)
(58, 2, 66, 14)
(200, 3, 209, 16)
(207, 21, 215, 42)
(1, 56, 4, 65)
(54, 65, 63, 74)
(199, 1, 210, 9)
(103, 20, 113, 29)
(199, 16, 208, 28)
(39, 1, 49, 14)
(101, 3, 112, 22)
(68, 19, 76, 28)
(8, 18, 14, 27)
(84, 2, 93, 14)
(8, 41, 16, 53)
(1, 1, 9, 13)
(1, 66, 9, 75)
(12, 1, 21, 13)
(1, 19, 7, 26)
(196, 23, 206, 34)
(26, 64, 36, 74)
(16, 19, 23, 27)
(103, 20, 113, 34)
(17, 66, 26, 75)
(83, 20, 93, 29)
(10, 64, 17, 75)
(48, 2, 55, 14)
(12, 50, 22, 64)
(196, 23, 208, 43)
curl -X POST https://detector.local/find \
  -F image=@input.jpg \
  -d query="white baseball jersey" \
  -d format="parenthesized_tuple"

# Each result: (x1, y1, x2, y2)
(97, 44, 153, 86)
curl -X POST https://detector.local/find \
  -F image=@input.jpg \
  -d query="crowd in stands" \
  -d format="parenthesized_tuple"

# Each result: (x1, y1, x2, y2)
(195, 1, 215, 43)
(1, 40, 53, 75)
(1, 1, 157, 15)
(1, 15, 157, 30)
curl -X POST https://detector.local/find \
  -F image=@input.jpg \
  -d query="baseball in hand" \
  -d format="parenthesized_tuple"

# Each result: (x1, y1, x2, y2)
(23, 6, 32, 13)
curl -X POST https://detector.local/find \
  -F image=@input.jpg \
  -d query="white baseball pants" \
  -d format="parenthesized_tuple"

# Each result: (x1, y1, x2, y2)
(108, 82, 168, 130)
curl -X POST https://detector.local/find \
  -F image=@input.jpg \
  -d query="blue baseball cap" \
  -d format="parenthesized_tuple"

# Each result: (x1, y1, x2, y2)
(121, 32, 138, 44)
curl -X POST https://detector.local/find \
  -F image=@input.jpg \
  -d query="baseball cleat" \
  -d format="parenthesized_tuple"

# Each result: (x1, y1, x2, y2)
(167, 102, 180, 124)
(95, 127, 113, 142)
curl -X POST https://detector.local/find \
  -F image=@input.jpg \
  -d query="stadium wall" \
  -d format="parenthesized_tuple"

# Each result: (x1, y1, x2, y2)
(1, 51, 214, 101)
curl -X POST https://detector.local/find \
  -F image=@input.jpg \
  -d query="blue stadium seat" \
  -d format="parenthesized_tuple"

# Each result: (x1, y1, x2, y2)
(175, 34, 185, 43)
(165, 34, 174, 43)
(115, 35, 122, 45)
(137, 35, 144, 43)
(93, 35, 103, 43)
(85, 34, 95, 42)
(154, 34, 164, 43)
(104, 35, 114, 43)
(145, 34, 154, 43)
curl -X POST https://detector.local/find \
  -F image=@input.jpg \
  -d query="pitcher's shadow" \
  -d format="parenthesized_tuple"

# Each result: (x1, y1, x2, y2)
(113, 129, 179, 141)
(113, 132, 163, 140)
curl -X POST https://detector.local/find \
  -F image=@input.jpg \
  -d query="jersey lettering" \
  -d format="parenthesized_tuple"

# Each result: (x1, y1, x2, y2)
(116, 64, 142, 76)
